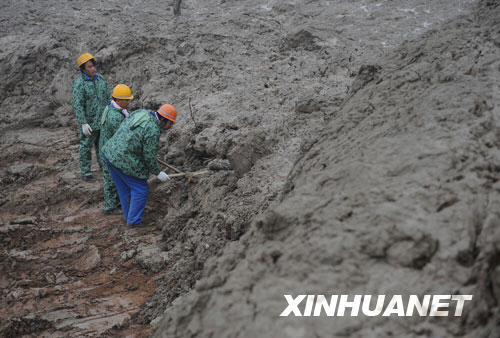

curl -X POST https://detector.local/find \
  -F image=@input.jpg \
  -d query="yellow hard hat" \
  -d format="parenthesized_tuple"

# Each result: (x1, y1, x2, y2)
(76, 53, 96, 67)
(112, 84, 134, 100)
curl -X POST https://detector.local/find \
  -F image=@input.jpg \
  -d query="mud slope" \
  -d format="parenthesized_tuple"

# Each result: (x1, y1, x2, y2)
(153, 1, 500, 337)
(1, 0, 495, 337)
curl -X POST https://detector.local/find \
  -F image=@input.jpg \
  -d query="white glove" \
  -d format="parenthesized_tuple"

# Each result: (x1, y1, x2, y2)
(82, 124, 93, 136)
(157, 171, 170, 182)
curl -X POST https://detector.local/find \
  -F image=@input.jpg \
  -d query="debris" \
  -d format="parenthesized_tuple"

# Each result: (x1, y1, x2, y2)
(55, 271, 69, 284)
(45, 273, 56, 285)
(295, 97, 322, 114)
(33, 288, 47, 298)
(207, 159, 231, 171)
(75, 245, 101, 271)
(188, 97, 198, 129)
(173, 0, 182, 16)
(120, 249, 137, 262)
(9, 217, 36, 225)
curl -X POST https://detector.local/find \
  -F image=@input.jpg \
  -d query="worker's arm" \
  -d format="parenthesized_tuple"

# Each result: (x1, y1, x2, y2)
(143, 131, 161, 176)
(72, 81, 87, 126)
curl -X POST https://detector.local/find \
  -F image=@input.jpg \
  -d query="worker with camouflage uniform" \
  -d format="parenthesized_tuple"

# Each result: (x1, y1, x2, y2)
(99, 84, 133, 215)
(102, 104, 177, 227)
(72, 53, 111, 181)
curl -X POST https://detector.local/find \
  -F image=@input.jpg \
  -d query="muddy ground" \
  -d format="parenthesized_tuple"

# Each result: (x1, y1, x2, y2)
(1, 0, 500, 337)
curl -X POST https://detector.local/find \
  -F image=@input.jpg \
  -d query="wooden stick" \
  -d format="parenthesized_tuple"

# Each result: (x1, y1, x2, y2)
(157, 157, 183, 173)
(19, 137, 70, 148)
(75, 197, 92, 212)
(17, 140, 45, 147)
(49, 137, 68, 146)
(168, 170, 210, 178)
(174, 0, 182, 15)
(148, 169, 210, 187)
(189, 97, 198, 128)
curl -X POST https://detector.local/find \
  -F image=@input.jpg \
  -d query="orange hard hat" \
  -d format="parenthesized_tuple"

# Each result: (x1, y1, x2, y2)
(158, 104, 177, 123)
(77, 53, 96, 67)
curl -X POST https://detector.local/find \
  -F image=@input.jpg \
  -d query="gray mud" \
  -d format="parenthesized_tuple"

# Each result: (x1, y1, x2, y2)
(1, 0, 499, 337)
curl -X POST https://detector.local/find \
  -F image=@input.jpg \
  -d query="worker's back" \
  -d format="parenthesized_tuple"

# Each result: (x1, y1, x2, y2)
(102, 109, 161, 180)
(99, 105, 126, 149)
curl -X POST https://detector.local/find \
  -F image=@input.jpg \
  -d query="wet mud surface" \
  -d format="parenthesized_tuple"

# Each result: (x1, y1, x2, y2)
(2, 0, 500, 337)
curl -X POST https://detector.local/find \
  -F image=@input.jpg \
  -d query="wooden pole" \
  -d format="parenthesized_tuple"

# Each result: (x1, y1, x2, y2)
(189, 97, 198, 128)
(168, 170, 210, 178)
(157, 157, 183, 173)
(174, 0, 182, 15)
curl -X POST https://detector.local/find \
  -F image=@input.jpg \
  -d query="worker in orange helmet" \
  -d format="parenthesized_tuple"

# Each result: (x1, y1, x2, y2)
(101, 104, 177, 227)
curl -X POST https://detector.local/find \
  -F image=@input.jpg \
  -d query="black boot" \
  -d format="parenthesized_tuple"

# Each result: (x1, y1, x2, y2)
(105, 207, 122, 215)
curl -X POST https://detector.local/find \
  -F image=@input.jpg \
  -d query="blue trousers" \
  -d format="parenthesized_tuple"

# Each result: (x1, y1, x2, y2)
(102, 155, 148, 225)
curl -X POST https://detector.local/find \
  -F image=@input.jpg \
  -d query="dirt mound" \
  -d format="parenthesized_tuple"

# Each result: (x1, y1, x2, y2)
(152, 1, 500, 337)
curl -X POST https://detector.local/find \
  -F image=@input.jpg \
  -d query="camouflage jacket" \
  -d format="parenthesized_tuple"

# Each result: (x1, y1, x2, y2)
(72, 73, 111, 131)
(99, 104, 126, 150)
(102, 110, 162, 180)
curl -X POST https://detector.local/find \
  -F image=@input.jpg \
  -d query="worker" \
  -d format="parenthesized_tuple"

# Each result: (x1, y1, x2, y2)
(99, 84, 133, 215)
(101, 104, 177, 227)
(72, 53, 111, 181)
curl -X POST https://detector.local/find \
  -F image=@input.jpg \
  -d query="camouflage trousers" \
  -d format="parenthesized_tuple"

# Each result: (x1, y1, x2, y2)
(102, 161, 121, 211)
(79, 128, 102, 177)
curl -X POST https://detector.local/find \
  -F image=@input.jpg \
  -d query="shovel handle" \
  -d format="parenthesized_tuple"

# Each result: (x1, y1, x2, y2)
(157, 157, 183, 173)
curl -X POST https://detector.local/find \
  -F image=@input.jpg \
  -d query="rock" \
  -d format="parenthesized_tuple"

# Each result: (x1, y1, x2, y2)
(55, 272, 69, 284)
(227, 131, 273, 177)
(44, 273, 55, 285)
(282, 30, 321, 51)
(386, 234, 439, 269)
(227, 147, 253, 177)
(33, 288, 47, 298)
(68, 244, 85, 254)
(191, 126, 220, 156)
(295, 97, 322, 114)
(74, 245, 101, 271)
(75, 236, 89, 245)
(6, 163, 33, 176)
(63, 215, 78, 223)
(207, 159, 231, 171)
(348, 64, 381, 95)
(135, 245, 169, 273)
(40, 309, 75, 324)
(9, 217, 36, 225)
(150, 315, 163, 329)
(255, 210, 291, 239)
(8, 290, 20, 300)
(120, 249, 136, 262)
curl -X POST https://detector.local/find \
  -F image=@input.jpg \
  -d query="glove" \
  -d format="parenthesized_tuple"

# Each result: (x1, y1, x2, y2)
(157, 171, 170, 182)
(82, 124, 93, 136)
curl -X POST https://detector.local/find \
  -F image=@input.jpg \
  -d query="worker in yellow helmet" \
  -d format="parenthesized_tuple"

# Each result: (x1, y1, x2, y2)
(72, 53, 111, 181)
(99, 84, 133, 215)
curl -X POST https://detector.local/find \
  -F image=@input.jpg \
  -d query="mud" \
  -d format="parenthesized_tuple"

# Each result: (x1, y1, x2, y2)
(0, 205, 162, 336)
(1, 0, 499, 337)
